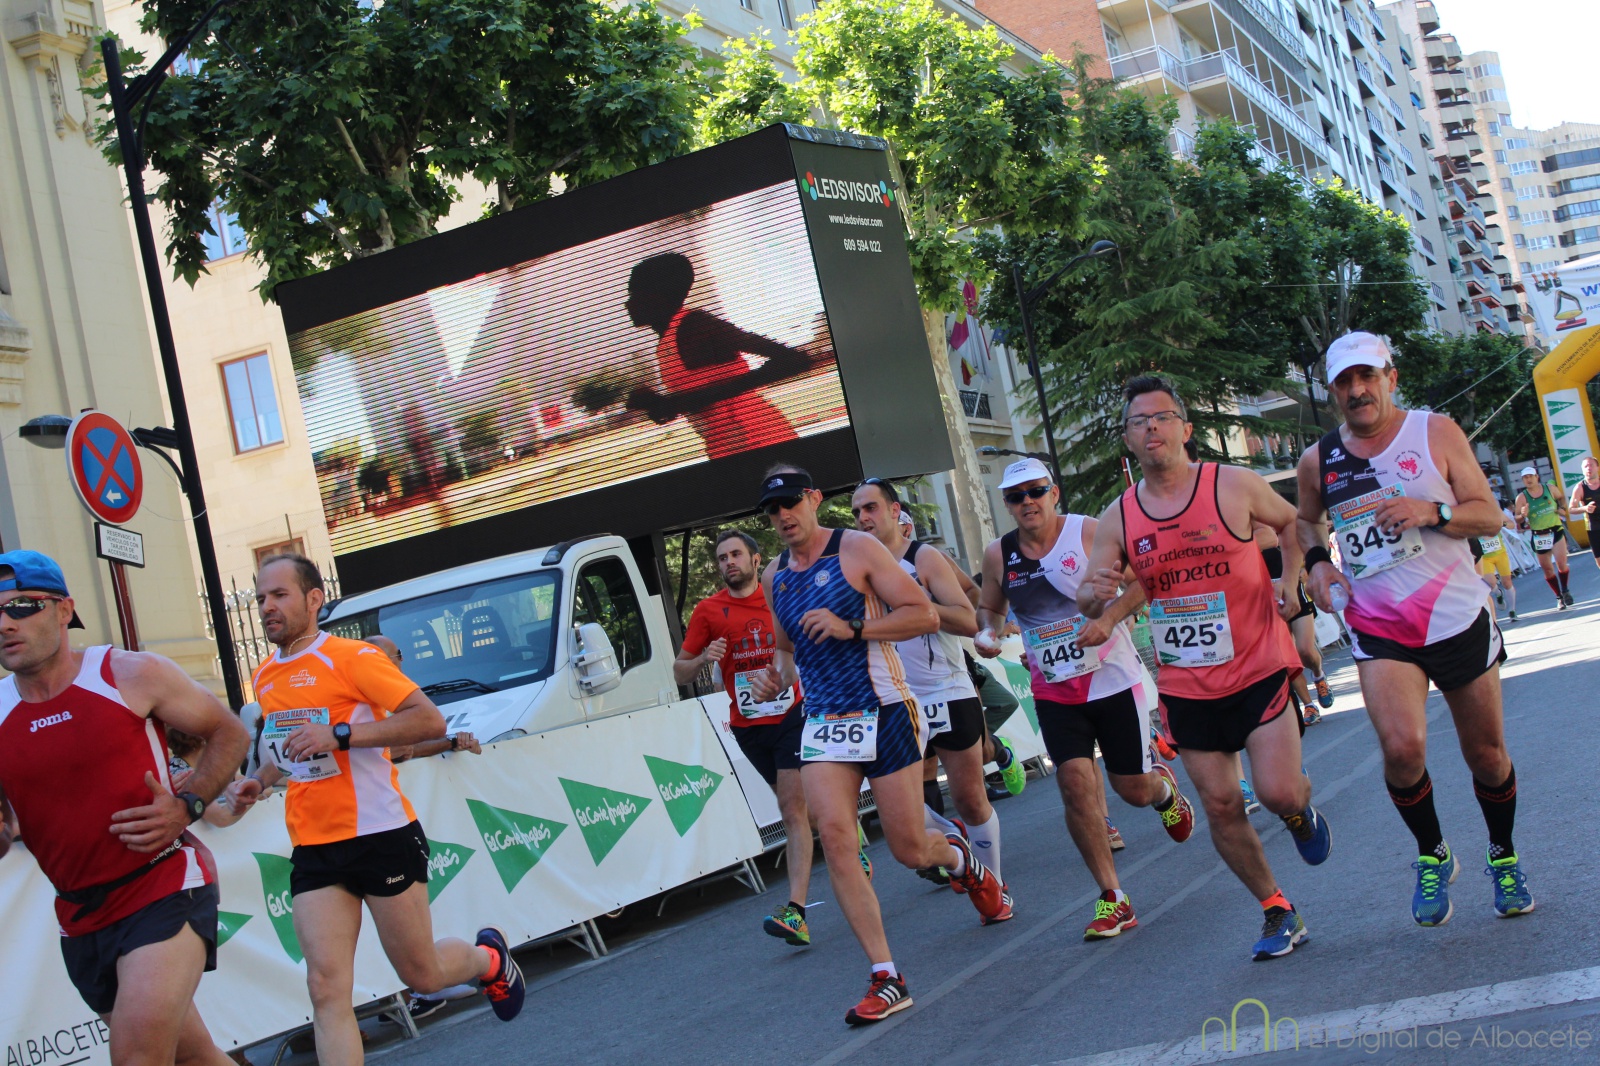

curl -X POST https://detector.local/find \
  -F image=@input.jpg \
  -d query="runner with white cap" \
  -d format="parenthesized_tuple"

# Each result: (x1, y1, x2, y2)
(1296, 332, 1532, 926)
(1513, 466, 1572, 609)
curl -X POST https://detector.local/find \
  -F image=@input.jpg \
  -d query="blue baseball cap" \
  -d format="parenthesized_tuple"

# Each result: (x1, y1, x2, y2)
(0, 550, 85, 628)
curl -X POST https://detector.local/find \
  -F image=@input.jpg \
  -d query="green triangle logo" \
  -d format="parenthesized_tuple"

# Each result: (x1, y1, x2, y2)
(1546, 399, 1575, 415)
(425, 839, 477, 902)
(465, 799, 566, 893)
(996, 657, 1038, 732)
(559, 778, 652, 864)
(642, 755, 724, 836)
(216, 911, 253, 949)
(1560, 447, 1588, 463)
(1554, 421, 1584, 439)
(253, 853, 302, 963)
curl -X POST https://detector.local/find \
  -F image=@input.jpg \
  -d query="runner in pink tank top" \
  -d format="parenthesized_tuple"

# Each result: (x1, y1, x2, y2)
(1081, 377, 1331, 963)
(1296, 333, 1532, 927)
(0, 550, 248, 1056)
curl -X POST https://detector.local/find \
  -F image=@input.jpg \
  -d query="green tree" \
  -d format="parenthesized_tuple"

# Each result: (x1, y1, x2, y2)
(1395, 331, 1542, 457)
(104, 0, 701, 298)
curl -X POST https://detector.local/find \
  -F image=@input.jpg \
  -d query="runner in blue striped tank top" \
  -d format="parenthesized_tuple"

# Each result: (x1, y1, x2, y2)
(747, 466, 1006, 1025)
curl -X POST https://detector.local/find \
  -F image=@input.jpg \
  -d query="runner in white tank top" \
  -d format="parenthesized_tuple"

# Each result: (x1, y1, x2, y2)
(1297, 333, 1532, 927)
(975, 458, 1196, 942)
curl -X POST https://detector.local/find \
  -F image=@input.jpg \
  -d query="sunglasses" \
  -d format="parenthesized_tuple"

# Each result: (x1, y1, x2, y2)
(1003, 486, 1053, 505)
(0, 596, 64, 620)
(763, 495, 805, 516)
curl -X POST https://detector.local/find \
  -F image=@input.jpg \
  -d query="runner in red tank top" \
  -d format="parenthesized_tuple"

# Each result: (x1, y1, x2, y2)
(1079, 377, 1332, 962)
(0, 550, 248, 1064)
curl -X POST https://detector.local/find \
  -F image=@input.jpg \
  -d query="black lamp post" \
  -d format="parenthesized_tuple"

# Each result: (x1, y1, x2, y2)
(1010, 240, 1118, 485)
(977, 445, 1054, 464)
(97, 0, 245, 709)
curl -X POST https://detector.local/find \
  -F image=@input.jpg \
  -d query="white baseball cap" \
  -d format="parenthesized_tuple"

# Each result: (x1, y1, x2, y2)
(1519, 466, 1538, 477)
(1325, 331, 1393, 385)
(998, 457, 1053, 489)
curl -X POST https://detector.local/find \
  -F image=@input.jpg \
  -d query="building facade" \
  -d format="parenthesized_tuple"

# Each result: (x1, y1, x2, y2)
(2, 0, 215, 683)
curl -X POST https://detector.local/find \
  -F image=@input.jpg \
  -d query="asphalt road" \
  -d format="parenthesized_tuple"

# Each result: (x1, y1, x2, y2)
(347, 554, 1600, 1066)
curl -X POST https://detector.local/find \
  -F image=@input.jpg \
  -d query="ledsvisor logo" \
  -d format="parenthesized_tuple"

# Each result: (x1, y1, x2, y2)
(799, 171, 895, 207)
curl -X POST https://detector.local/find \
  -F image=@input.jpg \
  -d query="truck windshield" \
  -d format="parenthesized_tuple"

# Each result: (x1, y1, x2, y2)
(325, 571, 561, 705)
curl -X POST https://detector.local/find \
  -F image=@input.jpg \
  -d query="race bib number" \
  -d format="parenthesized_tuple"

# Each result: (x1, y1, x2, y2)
(920, 700, 952, 739)
(1022, 617, 1102, 684)
(1330, 485, 1426, 578)
(801, 708, 878, 762)
(1479, 534, 1504, 556)
(733, 670, 794, 720)
(260, 708, 343, 782)
(1149, 592, 1235, 668)
(1533, 530, 1556, 552)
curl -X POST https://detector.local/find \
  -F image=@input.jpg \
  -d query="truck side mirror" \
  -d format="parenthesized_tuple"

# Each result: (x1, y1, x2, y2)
(571, 622, 622, 695)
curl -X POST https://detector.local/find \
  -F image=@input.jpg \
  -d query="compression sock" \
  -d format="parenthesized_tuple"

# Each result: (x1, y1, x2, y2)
(966, 813, 1001, 881)
(923, 804, 961, 838)
(1153, 777, 1175, 812)
(1558, 568, 1571, 595)
(870, 961, 898, 979)
(1474, 765, 1518, 861)
(1387, 769, 1447, 859)
(1259, 889, 1292, 913)
(993, 738, 1015, 770)
(1546, 574, 1562, 597)
(923, 778, 946, 815)
(945, 841, 968, 877)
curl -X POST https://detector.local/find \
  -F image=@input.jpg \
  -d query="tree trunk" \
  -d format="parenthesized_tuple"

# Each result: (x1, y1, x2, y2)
(921, 307, 996, 569)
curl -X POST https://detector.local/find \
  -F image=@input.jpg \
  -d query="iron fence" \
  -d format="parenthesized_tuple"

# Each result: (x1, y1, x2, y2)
(202, 560, 341, 701)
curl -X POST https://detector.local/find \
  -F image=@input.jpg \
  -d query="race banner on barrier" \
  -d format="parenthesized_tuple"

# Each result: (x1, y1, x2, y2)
(1, 700, 761, 1061)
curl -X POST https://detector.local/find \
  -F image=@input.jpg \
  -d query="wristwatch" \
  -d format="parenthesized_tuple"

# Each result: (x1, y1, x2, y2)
(848, 619, 865, 641)
(176, 791, 207, 824)
(449, 734, 461, 752)
(333, 722, 353, 751)
(1435, 503, 1453, 528)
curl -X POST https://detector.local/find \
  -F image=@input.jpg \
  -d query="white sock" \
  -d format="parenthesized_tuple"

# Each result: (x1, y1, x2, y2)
(871, 961, 898, 978)
(965, 813, 1001, 882)
(923, 804, 961, 838)
(946, 841, 967, 876)
(1110, 888, 1127, 903)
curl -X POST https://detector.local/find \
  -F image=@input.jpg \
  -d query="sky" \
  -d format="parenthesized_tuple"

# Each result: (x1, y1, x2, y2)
(1427, 0, 1600, 130)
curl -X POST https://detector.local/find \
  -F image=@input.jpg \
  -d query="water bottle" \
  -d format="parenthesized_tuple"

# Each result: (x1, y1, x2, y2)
(1329, 584, 1350, 612)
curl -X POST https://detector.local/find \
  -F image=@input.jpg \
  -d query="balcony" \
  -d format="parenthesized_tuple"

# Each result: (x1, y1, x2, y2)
(1374, 49, 1396, 84)
(1376, 155, 1401, 194)
(1182, 50, 1332, 159)
(1446, 129, 1484, 158)
(1393, 138, 1416, 173)
(1485, 222, 1504, 245)
(1354, 57, 1378, 96)
(1431, 280, 1448, 308)
(1425, 34, 1462, 66)
(1417, 121, 1434, 149)
(1343, 8, 1368, 50)
(1211, 0, 1308, 65)
(1368, 1, 1386, 40)
(1470, 160, 1490, 186)
(1381, 91, 1405, 128)
(1110, 46, 1189, 89)
(1170, 127, 1198, 160)
(1417, 1, 1440, 34)
(1408, 185, 1428, 218)
(1417, 233, 1437, 263)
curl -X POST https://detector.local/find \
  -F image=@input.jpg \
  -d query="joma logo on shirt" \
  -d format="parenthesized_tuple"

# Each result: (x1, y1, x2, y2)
(29, 711, 72, 732)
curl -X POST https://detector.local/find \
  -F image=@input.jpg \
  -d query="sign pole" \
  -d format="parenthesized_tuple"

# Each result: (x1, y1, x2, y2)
(108, 561, 140, 651)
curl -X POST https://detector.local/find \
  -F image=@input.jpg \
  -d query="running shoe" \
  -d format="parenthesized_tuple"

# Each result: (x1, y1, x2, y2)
(405, 996, 448, 1022)
(1252, 905, 1309, 961)
(1508, 611, 1518, 622)
(1241, 778, 1262, 814)
(1486, 853, 1535, 917)
(997, 736, 1027, 795)
(475, 927, 525, 1022)
(844, 970, 912, 1025)
(945, 833, 1005, 921)
(1083, 890, 1137, 940)
(1283, 806, 1332, 865)
(981, 884, 1015, 926)
(763, 903, 811, 946)
(1153, 762, 1195, 843)
(1301, 704, 1322, 727)
(1411, 848, 1458, 927)
(1563, 590, 1575, 607)
(1106, 817, 1126, 852)
(1557, 597, 1568, 611)
(916, 864, 952, 887)
(1495, 588, 1505, 607)
(857, 822, 873, 883)
(1314, 677, 1333, 709)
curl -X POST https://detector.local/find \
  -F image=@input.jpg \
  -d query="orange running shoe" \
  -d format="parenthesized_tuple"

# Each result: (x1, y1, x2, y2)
(981, 883, 1015, 926)
(945, 833, 1005, 921)
(1083, 890, 1138, 940)
(844, 970, 912, 1025)
(1154, 763, 1195, 843)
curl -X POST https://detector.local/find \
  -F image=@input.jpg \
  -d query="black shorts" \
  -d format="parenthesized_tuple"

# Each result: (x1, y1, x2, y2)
(1287, 585, 1316, 625)
(970, 662, 1021, 736)
(923, 696, 985, 753)
(291, 820, 430, 899)
(1037, 688, 1153, 777)
(61, 884, 219, 1014)
(1162, 670, 1292, 754)
(732, 702, 806, 788)
(1351, 607, 1505, 693)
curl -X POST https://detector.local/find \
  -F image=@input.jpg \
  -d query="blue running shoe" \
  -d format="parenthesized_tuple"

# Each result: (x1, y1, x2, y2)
(1486, 853, 1535, 917)
(1252, 906, 1309, 961)
(1283, 806, 1332, 866)
(1240, 778, 1261, 814)
(476, 927, 525, 1021)
(1412, 848, 1458, 926)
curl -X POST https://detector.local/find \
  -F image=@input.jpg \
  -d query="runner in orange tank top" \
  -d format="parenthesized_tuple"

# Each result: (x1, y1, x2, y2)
(1079, 376, 1332, 962)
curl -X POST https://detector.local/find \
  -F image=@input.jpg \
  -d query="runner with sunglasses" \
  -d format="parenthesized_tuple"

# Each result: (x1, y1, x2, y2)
(0, 550, 251, 1066)
(1082, 378, 1332, 961)
(748, 466, 1005, 1024)
(974, 459, 1195, 941)
(850, 478, 1012, 919)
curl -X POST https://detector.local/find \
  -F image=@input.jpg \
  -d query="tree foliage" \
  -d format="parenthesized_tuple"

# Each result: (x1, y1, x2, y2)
(105, 0, 702, 298)
(1395, 331, 1541, 457)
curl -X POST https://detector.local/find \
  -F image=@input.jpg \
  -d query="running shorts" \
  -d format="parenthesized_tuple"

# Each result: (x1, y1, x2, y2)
(1351, 608, 1505, 694)
(1530, 526, 1563, 554)
(800, 700, 922, 780)
(290, 820, 430, 899)
(924, 696, 985, 753)
(1478, 550, 1513, 581)
(61, 884, 218, 1014)
(1037, 688, 1152, 776)
(1161, 670, 1292, 754)
(732, 702, 806, 787)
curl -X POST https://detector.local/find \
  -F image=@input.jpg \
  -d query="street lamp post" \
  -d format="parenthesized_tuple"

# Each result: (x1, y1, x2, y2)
(98, 1, 245, 709)
(1010, 240, 1118, 486)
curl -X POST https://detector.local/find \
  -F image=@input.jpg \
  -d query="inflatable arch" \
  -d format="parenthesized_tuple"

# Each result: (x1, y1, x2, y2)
(1528, 254, 1600, 549)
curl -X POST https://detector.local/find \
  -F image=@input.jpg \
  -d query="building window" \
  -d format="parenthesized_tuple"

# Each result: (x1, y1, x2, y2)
(1501, 177, 1515, 192)
(1506, 205, 1519, 219)
(1527, 235, 1556, 250)
(1494, 150, 1506, 164)
(201, 202, 247, 262)
(1103, 24, 1125, 59)
(1555, 199, 1600, 223)
(1560, 227, 1600, 249)
(253, 539, 305, 570)
(1508, 159, 1539, 176)
(1488, 121, 1500, 136)
(776, 0, 794, 29)
(220, 353, 285, 453)
(1513, 233, 1527, 248)
(1503, 137, 1530, 150)
(1557, 174, 1600, 196)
